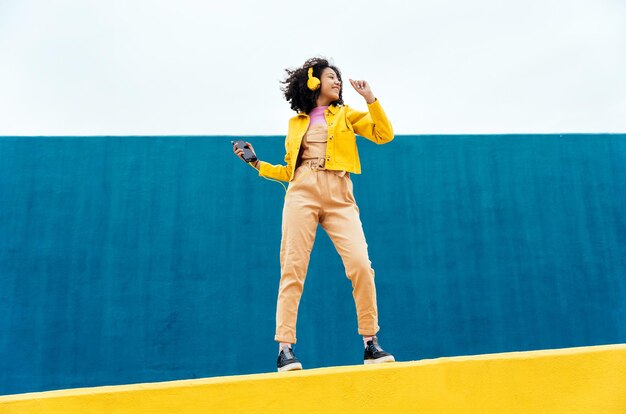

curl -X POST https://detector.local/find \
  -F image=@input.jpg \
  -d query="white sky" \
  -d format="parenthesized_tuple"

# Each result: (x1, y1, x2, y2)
(0, 0, 625, 136)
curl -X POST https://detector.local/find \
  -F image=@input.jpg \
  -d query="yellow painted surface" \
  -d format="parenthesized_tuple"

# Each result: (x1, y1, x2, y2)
(2, 344, 625, 413)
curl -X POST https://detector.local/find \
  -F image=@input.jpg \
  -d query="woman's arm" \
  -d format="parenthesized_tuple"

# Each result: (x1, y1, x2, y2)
(257, 137, 293, 182)
(346, 79, 394, 144)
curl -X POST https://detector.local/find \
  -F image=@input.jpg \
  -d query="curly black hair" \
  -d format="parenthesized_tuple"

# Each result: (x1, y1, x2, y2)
(280, 57, 344, 114)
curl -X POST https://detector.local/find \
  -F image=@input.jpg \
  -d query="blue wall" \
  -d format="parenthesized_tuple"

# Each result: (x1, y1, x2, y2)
(1, 134, 625, 395)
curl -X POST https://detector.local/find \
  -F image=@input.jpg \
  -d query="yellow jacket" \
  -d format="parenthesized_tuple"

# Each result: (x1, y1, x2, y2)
(258, 98, 394, 182)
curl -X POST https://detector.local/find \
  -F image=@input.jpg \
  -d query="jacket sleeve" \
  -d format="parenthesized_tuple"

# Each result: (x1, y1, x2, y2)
(257, 136, 293, 182)
(346, 98, 394, 144)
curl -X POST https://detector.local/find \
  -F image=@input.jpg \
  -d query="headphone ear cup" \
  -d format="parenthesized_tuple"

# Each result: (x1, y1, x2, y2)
(307, 77, 320, 91)
(307, 67, 321, 91)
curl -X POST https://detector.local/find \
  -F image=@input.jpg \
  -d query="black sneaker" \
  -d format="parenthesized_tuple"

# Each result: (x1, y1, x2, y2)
(277, 347, 303, 372)
(364, 337, 395, 364)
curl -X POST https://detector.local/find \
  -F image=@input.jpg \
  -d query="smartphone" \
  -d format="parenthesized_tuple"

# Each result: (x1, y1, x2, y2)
(231, 140, 257, 163)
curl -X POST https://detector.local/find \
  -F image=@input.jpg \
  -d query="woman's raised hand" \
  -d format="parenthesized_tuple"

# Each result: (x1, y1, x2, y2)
(349, 78, 376, 104)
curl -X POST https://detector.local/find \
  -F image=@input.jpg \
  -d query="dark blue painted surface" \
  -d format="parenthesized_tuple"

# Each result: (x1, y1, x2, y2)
(1, 134, 625, 395)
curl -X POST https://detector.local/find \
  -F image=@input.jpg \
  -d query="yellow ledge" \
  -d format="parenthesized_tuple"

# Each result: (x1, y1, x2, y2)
(2, 344, 625, 413)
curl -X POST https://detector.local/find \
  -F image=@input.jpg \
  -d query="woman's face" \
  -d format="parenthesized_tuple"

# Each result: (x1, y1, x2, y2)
(318, 67, 341, 103)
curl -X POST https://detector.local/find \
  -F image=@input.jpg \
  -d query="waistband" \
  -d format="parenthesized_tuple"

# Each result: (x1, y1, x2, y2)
(299, 158, 348, 178)
(300, 157, 326, 169)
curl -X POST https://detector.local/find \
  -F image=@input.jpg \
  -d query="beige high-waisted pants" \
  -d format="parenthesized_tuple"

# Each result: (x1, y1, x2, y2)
(274, 163, 380, 343)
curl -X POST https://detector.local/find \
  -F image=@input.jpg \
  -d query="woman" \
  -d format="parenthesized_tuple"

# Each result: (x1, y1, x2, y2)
(233, 57, 395, 372)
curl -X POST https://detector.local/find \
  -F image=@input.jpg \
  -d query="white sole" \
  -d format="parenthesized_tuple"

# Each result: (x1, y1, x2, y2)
(364, 355, 395, 364)
(278, 362, 303, 372)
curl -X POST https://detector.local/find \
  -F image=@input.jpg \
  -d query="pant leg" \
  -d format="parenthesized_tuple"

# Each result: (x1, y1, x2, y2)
(319, 172, 380, 337)
(275, 166, 320, 344)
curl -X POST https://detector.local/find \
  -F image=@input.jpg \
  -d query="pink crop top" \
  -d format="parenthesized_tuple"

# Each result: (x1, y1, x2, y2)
(309, 105, 328, 127)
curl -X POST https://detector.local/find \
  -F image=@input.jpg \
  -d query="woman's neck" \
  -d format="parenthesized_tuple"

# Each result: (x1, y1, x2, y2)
(316, 96, 333, 107)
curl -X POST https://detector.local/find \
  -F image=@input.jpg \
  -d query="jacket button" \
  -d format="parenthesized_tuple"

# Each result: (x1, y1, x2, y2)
(329, 136, 333, 140)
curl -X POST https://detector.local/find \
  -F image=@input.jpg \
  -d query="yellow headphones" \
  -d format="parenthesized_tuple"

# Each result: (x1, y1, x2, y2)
(307, 67, 321, 91)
